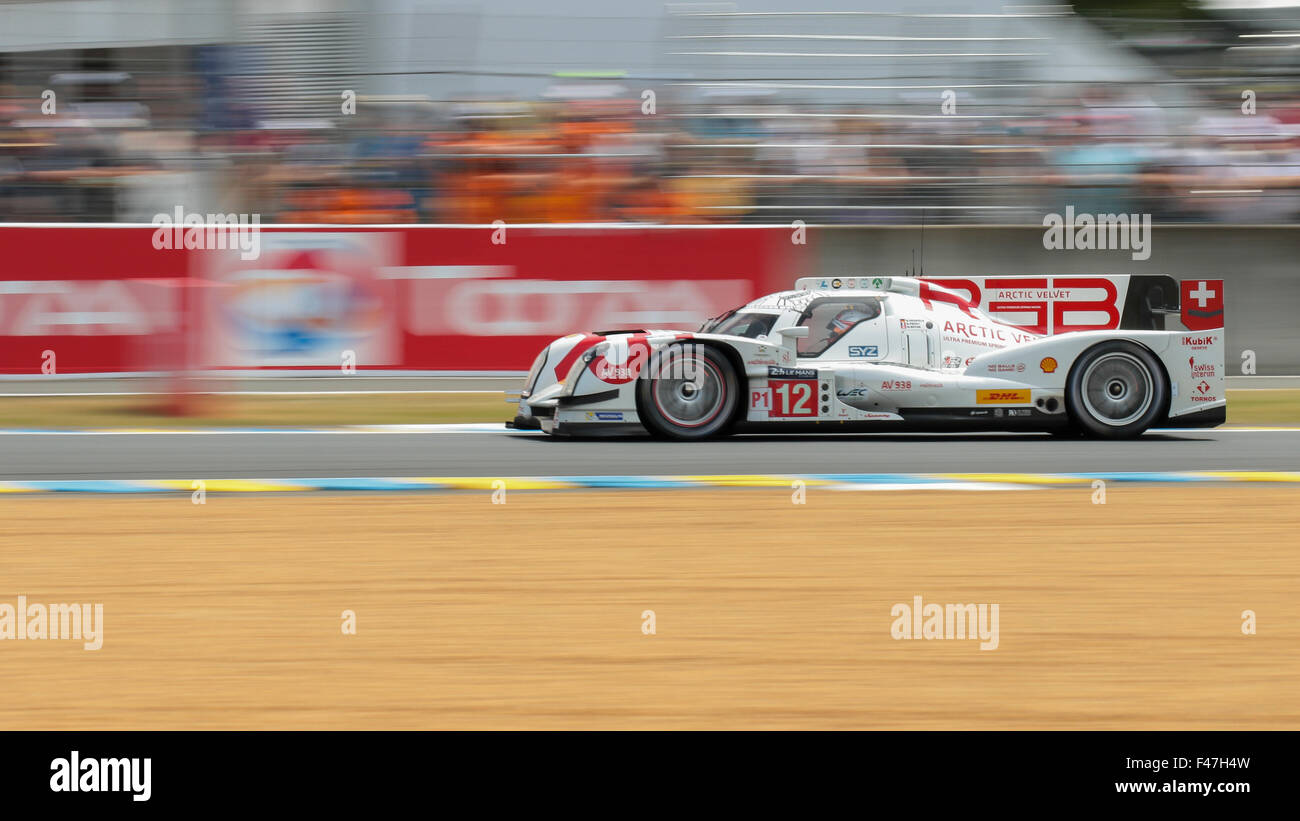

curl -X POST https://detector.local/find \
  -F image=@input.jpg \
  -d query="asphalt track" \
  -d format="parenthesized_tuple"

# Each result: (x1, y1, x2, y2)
(1, 427, 1298, 480)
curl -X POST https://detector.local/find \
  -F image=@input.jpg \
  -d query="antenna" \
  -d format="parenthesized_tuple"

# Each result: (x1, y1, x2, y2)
(906, 210, 927, 278)
(918, 208, 926, 278)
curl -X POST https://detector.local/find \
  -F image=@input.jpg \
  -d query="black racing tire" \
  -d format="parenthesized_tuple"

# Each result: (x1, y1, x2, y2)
(636, 344, 739, 440)
(1065, 341, 1168, 439)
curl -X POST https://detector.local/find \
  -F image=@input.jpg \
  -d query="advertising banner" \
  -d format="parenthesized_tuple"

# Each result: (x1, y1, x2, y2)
(0, 226, 793, 373)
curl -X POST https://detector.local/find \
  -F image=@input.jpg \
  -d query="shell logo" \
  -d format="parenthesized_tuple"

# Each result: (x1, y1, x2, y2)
(1040, 357, 1058, 374)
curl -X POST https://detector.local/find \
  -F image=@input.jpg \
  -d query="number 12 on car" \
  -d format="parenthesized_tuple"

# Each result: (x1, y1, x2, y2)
(767, 379, 818, 418)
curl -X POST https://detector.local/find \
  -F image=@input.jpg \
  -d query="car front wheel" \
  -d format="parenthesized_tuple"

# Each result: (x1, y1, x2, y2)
(636, 344, 739, 440)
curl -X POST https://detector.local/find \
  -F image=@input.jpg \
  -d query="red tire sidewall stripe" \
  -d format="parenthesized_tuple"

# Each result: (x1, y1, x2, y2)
(652, 356, 725, 429)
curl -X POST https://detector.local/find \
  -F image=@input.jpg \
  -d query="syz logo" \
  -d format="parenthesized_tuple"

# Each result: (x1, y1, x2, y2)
(848, 345, 879, 358)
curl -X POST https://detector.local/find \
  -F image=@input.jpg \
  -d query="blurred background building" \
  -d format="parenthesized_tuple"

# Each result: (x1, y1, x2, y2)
(3, 0, 1300, 224)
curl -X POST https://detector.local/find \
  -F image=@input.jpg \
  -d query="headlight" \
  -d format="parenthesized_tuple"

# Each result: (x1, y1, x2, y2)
(582, 342, 609, 365)
(523, 349, 547, 394)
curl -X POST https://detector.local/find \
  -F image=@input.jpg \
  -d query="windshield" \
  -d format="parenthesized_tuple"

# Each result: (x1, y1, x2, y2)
(794, 297, 883, 357)
(698, 308, 735, 333)
(707, 311, 778, 339)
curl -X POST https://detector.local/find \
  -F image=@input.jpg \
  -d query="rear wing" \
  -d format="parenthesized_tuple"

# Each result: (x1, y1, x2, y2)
(796, 275, 1223, 335)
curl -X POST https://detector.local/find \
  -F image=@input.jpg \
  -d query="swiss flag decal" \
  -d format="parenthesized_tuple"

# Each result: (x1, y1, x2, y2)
(1181, 279, 1224, 331)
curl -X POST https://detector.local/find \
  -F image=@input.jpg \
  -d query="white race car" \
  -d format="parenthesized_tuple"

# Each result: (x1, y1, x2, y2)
(509, 274, 1226, 439)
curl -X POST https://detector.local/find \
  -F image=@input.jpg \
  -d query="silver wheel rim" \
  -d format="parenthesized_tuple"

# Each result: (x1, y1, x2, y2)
(1081, 352, 1153, 426)
(651, 357, 725, 428)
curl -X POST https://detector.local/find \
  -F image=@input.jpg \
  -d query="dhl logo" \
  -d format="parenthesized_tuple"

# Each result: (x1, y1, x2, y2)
(976, 389, 1031, 405)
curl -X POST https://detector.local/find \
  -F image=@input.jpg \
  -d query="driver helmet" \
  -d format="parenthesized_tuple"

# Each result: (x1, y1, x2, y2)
(827, 305, 875, 339)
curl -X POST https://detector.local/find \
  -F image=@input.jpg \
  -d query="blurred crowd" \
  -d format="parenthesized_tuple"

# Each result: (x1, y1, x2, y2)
(5, 79, 1300, 225)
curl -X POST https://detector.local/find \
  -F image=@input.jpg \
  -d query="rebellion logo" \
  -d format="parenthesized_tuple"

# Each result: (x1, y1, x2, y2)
(920, 276, 1120, 335)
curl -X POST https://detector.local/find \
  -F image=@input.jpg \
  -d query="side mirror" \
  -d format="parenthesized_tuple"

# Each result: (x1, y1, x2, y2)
(777, 326, 810, 340)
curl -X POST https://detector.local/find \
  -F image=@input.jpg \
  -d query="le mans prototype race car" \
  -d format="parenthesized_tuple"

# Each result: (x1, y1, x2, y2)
(509, 274, 1226, 440)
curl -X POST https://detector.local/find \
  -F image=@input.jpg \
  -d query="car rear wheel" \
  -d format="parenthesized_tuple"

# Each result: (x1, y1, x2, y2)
(637, 344, 739, 440)
(1066, 341, 1167, 439)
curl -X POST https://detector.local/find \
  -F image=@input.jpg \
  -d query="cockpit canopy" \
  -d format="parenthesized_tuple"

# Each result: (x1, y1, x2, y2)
(699, 292, 886, 356)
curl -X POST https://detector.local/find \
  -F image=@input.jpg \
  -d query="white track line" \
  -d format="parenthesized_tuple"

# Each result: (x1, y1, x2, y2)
(827, 481, 1037, 491)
